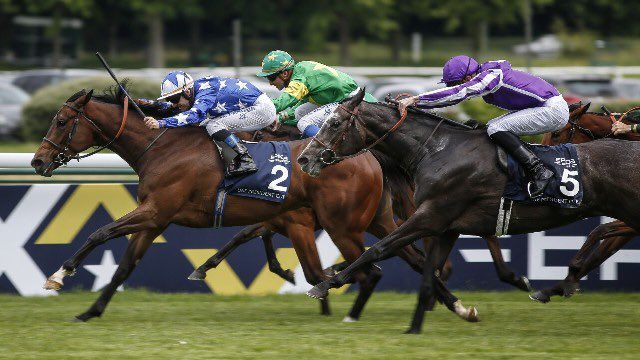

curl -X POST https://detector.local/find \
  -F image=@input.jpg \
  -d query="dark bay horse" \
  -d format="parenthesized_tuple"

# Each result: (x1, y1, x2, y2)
(201, 126, 530, 305)
(297, 89, 640, 333)
(529, 102, 640, 302)
(31, 87, 409, 322)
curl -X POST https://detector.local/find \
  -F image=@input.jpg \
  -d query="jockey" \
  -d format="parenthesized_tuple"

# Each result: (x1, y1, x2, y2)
(398, 55, 569, 198)
(256, 50, 376, 138)
(143, 71, 276, 176)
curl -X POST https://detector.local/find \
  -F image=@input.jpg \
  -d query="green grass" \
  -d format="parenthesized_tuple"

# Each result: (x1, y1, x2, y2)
(0, 142, 42, 153)
(1, 290, 639, 359)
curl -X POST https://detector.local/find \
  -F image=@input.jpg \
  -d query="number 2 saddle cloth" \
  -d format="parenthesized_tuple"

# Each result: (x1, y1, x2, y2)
(213, 141, 292, 227)
(503, 143, 584, 208)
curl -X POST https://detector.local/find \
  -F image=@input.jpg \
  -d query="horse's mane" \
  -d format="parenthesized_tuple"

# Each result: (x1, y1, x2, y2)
(91, 80, 179, 119)
(340, 95, 478, 131)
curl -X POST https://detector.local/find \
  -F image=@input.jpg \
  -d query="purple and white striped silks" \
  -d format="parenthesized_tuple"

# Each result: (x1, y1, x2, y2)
(416, 60, 560, 111)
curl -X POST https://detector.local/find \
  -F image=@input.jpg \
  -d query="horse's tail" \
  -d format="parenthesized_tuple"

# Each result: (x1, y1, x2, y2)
(370, 150, 416, 221)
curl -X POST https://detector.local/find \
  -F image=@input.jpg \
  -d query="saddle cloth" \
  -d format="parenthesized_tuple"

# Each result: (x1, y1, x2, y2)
(219, 141, 292, 202)
(503, 143, 583, 208)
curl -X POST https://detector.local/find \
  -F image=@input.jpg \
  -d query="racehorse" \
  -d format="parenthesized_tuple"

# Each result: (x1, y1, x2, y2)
(297, 89, 640, 333)
(203, 125, 531, 296)
(529, 102, 640, 302)
(31, 86, 416, 322)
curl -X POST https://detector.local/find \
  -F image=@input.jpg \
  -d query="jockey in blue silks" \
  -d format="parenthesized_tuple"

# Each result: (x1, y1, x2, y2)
(143, 71, 276, 176)
(398, 55, 569, 198)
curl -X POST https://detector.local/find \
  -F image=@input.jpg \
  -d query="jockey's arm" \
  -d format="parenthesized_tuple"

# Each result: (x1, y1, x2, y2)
(157, 92, 215, 128)
(272, 78, 310, 122)
(415, 69, 503, 109)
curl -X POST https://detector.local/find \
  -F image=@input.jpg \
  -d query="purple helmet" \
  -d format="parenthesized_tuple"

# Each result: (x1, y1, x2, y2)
(440, 55, 480, 84)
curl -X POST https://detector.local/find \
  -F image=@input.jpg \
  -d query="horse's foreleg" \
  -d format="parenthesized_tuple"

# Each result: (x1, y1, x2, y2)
(45, 205, 159, 291)
(188, 223, 269, 281)
(484, 236, 531, 292)
(262, 231, 295, 285)
(307, 205, 443, 300)
(75, 228, 163, 322)
(288, 225, 332, 316)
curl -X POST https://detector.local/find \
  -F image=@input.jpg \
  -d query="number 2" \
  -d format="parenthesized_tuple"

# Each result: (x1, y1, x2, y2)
(268, 165, 289, 192)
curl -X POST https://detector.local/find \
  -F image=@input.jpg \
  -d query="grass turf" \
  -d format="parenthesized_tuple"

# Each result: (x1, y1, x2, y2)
(0, 290, 639, 359)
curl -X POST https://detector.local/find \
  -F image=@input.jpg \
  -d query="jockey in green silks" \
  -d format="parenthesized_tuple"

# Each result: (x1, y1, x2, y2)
(257, 50, 376, 138)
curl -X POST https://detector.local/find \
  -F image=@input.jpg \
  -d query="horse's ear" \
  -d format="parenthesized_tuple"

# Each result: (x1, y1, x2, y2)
(346, 87, 365, 108)
(76, 89, 93, 107)
(571, 101, 591, 118)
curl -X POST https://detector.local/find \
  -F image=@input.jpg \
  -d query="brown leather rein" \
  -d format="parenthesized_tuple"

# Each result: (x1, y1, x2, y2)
(311, 103, 409, 165)
(43, 97, 129, 166)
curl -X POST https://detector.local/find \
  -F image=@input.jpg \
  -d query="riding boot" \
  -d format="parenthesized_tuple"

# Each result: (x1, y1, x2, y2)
(211, 130, 258, 176)
(489, 131, 554, 198)
(227, 140, 258, 176)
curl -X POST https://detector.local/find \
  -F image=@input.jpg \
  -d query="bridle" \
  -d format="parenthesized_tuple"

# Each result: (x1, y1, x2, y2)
(554, 106, 640, 142)
(43, 97, 129, 167)
(311, 102, 409, 165)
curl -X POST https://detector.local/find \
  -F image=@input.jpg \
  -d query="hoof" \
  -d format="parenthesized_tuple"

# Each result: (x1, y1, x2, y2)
(284, 269, 296, 285)
(563, 283, 580, 298)
(342, 316, 358, 323)
(519, 276, 533, 292)
(307, 283, 329, 300)
(529, 291, 550, 303)
(43, 279, 63, 291)
(404, 328, 420, 334)
(466, 307, 479, 322)
(188, 269, 206, 281)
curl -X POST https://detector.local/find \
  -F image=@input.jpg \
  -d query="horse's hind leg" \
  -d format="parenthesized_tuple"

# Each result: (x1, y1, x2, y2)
(45, 204, 160, 290)
(484, 236, 531, 292)
(188, 223, 270, 281)
(75, 228, 163, 322)
(261, 231, 295, 284)
(530, 221, 635, 303)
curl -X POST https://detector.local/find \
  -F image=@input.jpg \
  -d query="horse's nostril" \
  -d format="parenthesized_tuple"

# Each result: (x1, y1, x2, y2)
(31, 159, 43, 169)
(298, 156, 309, 166)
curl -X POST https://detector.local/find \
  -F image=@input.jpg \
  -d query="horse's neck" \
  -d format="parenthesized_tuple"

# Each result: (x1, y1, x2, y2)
(365, 108, 482, 175)
(90, 102, 167, 171)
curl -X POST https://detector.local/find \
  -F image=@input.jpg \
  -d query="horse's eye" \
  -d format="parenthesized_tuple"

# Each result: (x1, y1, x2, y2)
(332, 120, 341, 127)
(57, 120, 66, 128)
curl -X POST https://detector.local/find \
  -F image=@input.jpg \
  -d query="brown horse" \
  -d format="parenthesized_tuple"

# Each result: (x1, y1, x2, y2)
(31, 86, 417, 322)
(530, 102, 640, 302)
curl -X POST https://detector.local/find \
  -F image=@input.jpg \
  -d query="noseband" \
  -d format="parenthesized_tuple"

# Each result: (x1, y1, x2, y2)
(43, 98, 129, 167)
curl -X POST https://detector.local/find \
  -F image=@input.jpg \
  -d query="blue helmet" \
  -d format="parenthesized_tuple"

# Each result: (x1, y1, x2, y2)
(440, 55, 480, 84)
(158, 71, 194, 100)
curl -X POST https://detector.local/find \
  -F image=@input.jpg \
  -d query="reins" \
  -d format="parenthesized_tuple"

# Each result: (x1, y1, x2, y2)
(44, 96, 130, 166)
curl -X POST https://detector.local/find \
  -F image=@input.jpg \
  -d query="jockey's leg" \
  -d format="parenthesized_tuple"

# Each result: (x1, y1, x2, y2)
(487, 95, 569, 198)
(297, 103, 338, 138)
(204, 94, 276, 176)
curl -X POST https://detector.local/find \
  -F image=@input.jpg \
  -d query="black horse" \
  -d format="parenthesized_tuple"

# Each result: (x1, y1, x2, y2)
(297, 89, 640, 334)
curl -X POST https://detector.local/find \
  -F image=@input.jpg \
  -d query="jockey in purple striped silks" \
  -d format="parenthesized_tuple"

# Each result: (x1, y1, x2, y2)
(398, 55, 569, 198)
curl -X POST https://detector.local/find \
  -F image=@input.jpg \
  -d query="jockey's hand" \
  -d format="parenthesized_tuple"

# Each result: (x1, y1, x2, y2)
(135, 98, 154, 106)
(144, 116, 160, 129)
(612, 121, 632, 135)
(398, 96, 418, 117)
(270, 119, 282, 132)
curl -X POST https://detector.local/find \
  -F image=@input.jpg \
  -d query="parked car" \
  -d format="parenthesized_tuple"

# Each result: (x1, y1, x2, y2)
(0, 82, 30, 138)
(12, 69, 102, 94)
(513, 34, 562, 58)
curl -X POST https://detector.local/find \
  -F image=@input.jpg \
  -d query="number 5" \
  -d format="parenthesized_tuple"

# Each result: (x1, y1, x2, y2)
(559, 169, 579, 197)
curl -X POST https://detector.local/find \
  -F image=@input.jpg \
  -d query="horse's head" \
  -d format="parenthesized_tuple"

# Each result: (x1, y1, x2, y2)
(544, 102, 595, 145)
(298, 89, 368, 177)
(31, 89, 101, 176)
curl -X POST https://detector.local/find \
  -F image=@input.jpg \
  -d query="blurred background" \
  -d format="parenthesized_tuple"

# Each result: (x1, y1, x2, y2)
(2, 0, 640, 146)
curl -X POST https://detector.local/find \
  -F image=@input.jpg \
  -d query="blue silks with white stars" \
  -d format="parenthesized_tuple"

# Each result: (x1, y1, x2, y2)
(157, 77, 264, 128)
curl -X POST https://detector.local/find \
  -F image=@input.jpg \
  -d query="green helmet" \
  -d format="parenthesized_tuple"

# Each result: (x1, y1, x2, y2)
(256, 50, 295, 77)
